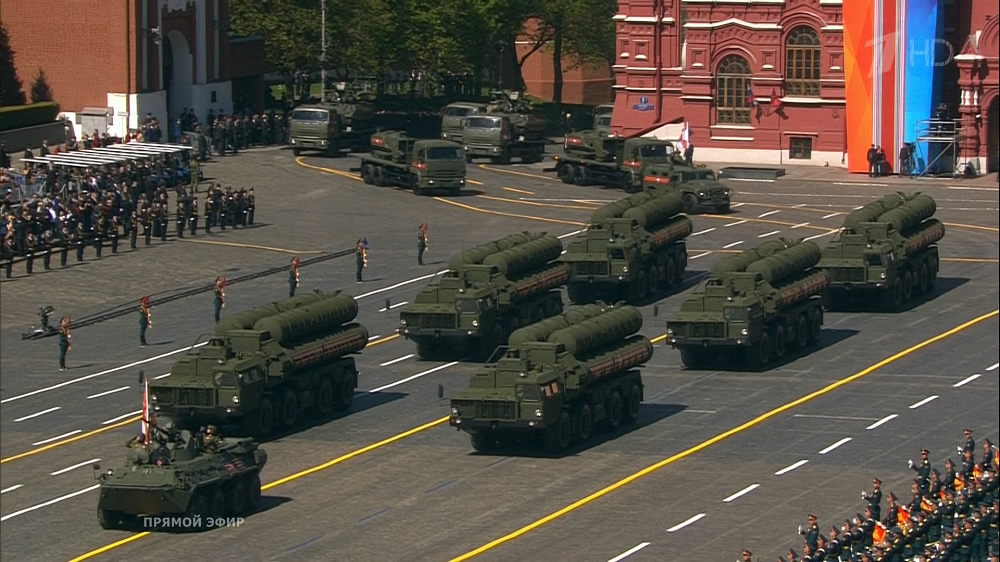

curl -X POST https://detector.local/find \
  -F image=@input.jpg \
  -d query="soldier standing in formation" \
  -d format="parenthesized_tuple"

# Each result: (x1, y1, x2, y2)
(356, 239, 367, 282)
(418, 223, 428, 266)
(140, 296, 152, 347)
(864, 478, 883, 521)
(58, 317, 71, 371)
(60, 224, 71, 267)
(42, 229, 54, 270)
(289, 256, 300, 297)
(189, 196, 199, 236)
(246, 188, 256, 225)
(213, 277, 226, 322)
(204, 195, 214, 233)
(175, 199, 186, 239)
(109, 215, 120, 254)
(24, 232, 36, 274)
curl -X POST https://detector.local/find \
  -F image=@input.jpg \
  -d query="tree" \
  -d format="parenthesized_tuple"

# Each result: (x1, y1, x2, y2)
(536, 0, 616, 104)
(30, 68, 53, 103)
(229, 0, 322, 77)
(0, 22, 26, 106)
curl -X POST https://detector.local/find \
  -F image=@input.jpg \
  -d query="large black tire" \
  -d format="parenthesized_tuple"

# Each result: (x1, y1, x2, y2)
(567, 284, 591, 304)
(470, 432, 496, 453)
(607, 391, 622, 430)
(335, 375, 354, 412)
(246, 473, 261, 513)
(666, 258, 678, 287)
(773, 325, 786, 359)
(185, 491, 210, 530)
(210, 488, 226, 519)
(624, 383, 641, 424)
(372, 166, 386, 187)
(415, 341, 439, 360)
(715, 203, 731, 214)
(749, 332, 771, 368)
(916, 263, 929, 295)
(577, 404, 593, 442)
(315, 377, 334, 417)
(647, 265, 660, 296)
(796, 314, 809, 348)
(465, 154, 473, 164)
(544, 411, 572, 453)
(883, 279, 903, 311)
(807, 308, 822, 346)
(902, 270, 913, 302)
(629, 270, 648, 302)
(225, 478, 248, 516)
(361, 164, 374, 184)
(680, 348, 703, 369)
(560, 164, 574, 184)
(280, 390, 298, 428)
(572, 165, 587, 186)
(292, 147, 302, 156)
(98, 508, 123, 530)
(682, 194, 699, 214)
(255, 397, 274, 437)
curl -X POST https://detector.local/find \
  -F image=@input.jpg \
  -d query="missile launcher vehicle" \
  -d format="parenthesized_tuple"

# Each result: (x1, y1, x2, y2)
(551, 130, 678, 191)
(95, 427, 267, 531)
(358, 130, 467, 194)
(561, 190, 692, 304)
(593, 104, 614, 133)
(151, 290, 367, 438)
(398, 232, 570, 359)
(665, 239, 829, 369)
(817, 192, 944, 311)
(449, 303, 652, 453)
(288, 80, 377, 156)
(460, 90, 547, 164)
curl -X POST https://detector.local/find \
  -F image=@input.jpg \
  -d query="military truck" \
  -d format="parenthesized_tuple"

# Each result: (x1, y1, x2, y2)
(441, 102, 488, 143)
(817, 193, 944, 311)
(593, 104, 614, 133)
(449, 303, 652, 453)
(461, 90, 547, 164)
(398, 232, 570, 359)
(288, 81, 377, 156)
(95, 427, 266, 531)
(150, 291, 367, 437)
(358, 130, 466, 194)
(642, 162, 733, 214)
(561, 190, 692, 304)
(665, 239, 829, 369)
(551, 130, 679, 191)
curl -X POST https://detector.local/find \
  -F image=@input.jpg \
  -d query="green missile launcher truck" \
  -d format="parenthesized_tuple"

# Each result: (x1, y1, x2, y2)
(150, 291, 367, 438)
(441, 102, 488, 144)
(288, 81, 377, 156)
(561, 190, 692, 304)
(665, 239, 829, 369)
(593, 104, 614, 133)
(817, 192, 944, 311)
(358, 130, 467, 194)
(398, 232, 570, 360)
(551, 130, 679, 191)
(449, 303, 652, 453)
(460, 90, 547, 164)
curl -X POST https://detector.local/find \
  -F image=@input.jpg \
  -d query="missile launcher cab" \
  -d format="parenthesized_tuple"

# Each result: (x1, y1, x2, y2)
(449, 305, 652, 454)
(399, 232, 570, 360)
(151, 291, 368, 438)
(818, 192, 945, 311)
(359, 130, 466, 194)
(665, 240, 829, 370)
(461, 90, 547, 164)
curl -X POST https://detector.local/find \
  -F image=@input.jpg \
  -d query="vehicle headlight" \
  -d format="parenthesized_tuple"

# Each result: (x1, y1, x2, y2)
(451, 407, 459, 415)
(150, 394, 158, 402)
(698, 191, 706, 197)
(232, 395, 239, 404)
(880, 272, 886, 279)
(724, 189, 731, 196)
(666, 328, 673, 335)
(472, 320, 479, 327)
(741, 328, 748, 336)
(400, 319, 407, 326)
(622, 266, 628, 273)
(534, 409, 543, 418)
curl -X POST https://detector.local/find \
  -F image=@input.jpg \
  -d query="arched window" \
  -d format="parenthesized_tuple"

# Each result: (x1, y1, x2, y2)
(785, 26, 821, 97)
(715, 55, 752, 125)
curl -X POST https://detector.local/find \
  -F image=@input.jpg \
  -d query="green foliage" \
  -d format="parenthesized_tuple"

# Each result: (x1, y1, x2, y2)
(0, 22, 26, 107)
(0, 102, 61, 132)
(30, 68, 53, 103)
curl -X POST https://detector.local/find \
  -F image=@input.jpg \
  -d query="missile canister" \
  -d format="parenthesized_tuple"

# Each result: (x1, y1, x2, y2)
(710, 239, 795, 276)
(448, 232, 538, 269)
(288, 323, 369, 369)
(745, 241, 822, 285)
(548, 305, 643, 357)
(649, 216, 694, 249)
(843, 192, 910, 227)
(621, 191, 685, 229)
(590, 192, 656, 223)
(903, 218, 946, 255)
(483, 235, 563, 277)
(878, 194, 936, 234)
(254, 293, 359, 347)
(215, 291, 326, 335)
(507, 303, 612, 346)
(776, 270, 830, 307)
(584, 336, 654, 380)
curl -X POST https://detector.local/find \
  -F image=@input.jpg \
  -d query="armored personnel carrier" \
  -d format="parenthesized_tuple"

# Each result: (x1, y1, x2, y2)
(666, 239, 829, 369)
(358, 130, 466, 194)
(449, 303, 652, 453)
(817, 192, 944, 311)
(95, 427, 266, 531)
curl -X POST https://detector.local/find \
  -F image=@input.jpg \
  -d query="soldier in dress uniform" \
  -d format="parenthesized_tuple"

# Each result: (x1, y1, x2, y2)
(289, 256, 300, 297)
(158, 203, 168, 242)
(58, 317, 71, 371)
(417, 223, 428, 265)
(865, 478, 884, 521)
(175, 199, 185, 238)
(246, 188, 256, 225)
(142, 203, 153, 246)
(356, 239, 367, 282)
(218, 187, 228, 230)
(60, 224, 71, 267)
(964, 430, 977, 456)
(109, 215, 120, 254)
(213, 277, 226, 322)
(42, 229, 54, 270)
(945, 459, 958, 493)
(139, 296, 152, 347)
(189, 196, 199, 235)
(930, 469, 943, 498)
(885, 492, 900, 528)
(129, 209, 139, 249)
(912, 449, 932, 490)
(964, 449, 978, 478)
(237, 189, 247, 227)
(2, 236, 13, 279)
(24, 232, 36, 274)
(93, 210, 106, 258)
(982, 440, 995, 471)
(800, 514, 820, 550)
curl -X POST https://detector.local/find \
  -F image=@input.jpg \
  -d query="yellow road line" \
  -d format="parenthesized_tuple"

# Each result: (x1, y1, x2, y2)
(1, 417, 140, 465)
(449, 309, 999, 561)
(177, 239, 323, 255)
(68, 533, 151, 562)
(434, 198, 587, 227)
(467, 179, 485, 186)
(477, 195, 594, 211)
(295, 157, 362, 182)
(503, 186, 535, 195)
(572, 200, 604, 206)
(941, 257, 1000, 263)
(478, 164, 556, 181)
(943, 222, 999, 233)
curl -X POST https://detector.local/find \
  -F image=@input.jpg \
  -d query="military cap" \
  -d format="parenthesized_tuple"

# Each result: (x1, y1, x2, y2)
(921, 448, 930, 455)
(742, 549, 751, 556)
(946, 458, 955, 467)
(932, 468, 941, 477)
(985, 438, 993, 447)
(889, 492, 898, 501)
(873, 478, 881, 485)
(809, 514, 817, 520)
(965, 429, 973, 435)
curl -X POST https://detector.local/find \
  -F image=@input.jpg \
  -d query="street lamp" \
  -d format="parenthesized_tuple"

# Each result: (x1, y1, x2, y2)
(494, 42, 504, 91)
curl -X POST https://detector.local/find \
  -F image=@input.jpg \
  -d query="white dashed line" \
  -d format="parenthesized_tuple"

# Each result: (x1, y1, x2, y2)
(558, 229, 585, 239)
(691, 228, 716, 236)
(723, 241, 744, 248)
(758, 210, 780, 217)
(14, 407, 61, 422)
(732, 202, 745, 207)
(667, 513, 706, 532)
(32, 430, 82, 446)
(867, 414, 898, 429)
(804, 229, 839, 241)
(822, 213, 840, 219)
(757, 230, 780, 238)
(356, 272, 445, 299)
(380, 354, 414, 367)
(1, 484, 24, 494)
(51, 458, 101, 476)
(909, 395, 939, 409)
(368, 335, 382, 341)
(833, 182, 888, 187)
(819, 437, 853, 455)
(953, 374, 981, 387)
(101, 410, 142, 425)
(378, 301, 409, 312)
(153, 372, 172, 379)
(689, 252, 712, 260)
(364, 362, 459, 394)
(790, 222, 811, 229)
(608, 542, 651, 562)
(0, 484, 100, 522)
(722, 484, 760, 502)
(987, 363, 999, 371)
(724, 220, 747, 227)
(87, 386, 131, 399)
(775, 460, 809, 475)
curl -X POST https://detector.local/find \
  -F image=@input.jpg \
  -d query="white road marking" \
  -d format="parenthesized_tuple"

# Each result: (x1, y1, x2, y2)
(793, 204, 808, 208)
(380, 354, 414, 367)
(153, 373, 172, 379)
(680, 409, 716, 414)
(356, 271, 447, 300)
(794, 414, 879, 421)
(0, 484, 100, 522)
(86, 386, 130, 399)
(727, 178, 774, 182)
(775, 460, 809, 475)
(833, 182, 889, 187)
(804, 229, 839, 241)
(758, 210, 780, 217)
(691, 228, 716, 236)
(32, 430, 82, 446)
(1, 484, 23, 494)
(909, 395, 939, 409)
(722, 484, 760, 503)
(558, 229, 586, 239)
(378, 301, 409, 312)
(819, 437, 853, 455)
(689, 252, 712, 260)
(867, 414, 898, 429)
(368, 335, 382, 341)
(608, 542, 651, 562)
(791, 222, 811, 229)
(724, 220, 747, 227)
(757, 230, 780, 238)
(987, 362, 999, 371)
(822, 213, 841, 219)
(953, 374, 981, 387)
(1, 343, 209, 404)
(667, 513, 706, 532)
(101, 410, 142, 425)
(14, 407, 60, 422)
(948, 185, 999, 191)
(723, 241, 744, 248)
(363, 362, 459, 394)
(732, 203, 745, 207)
(51, 458, 101, 476)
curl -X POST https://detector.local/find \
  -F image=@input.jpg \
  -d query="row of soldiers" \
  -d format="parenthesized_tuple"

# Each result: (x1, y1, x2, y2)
(771, 430, 1000, 562)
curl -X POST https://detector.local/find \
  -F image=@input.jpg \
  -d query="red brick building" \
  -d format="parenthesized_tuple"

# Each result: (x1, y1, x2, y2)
(955, 1, 999, 173)
(2, 0, 268, 139)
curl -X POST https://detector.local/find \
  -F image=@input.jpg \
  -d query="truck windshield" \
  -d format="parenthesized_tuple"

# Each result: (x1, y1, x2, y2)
(457, 300, 478, 313)
(515, 384, 540, 402)
(596, 116, 611, 127)
(290, 109, 329, 123)
(610, 249, 626, 260)
(724, 308, 747, 322)
(639, 144, 672, 158)
(682, 171, 716, 181)
(426, 147, 463, 160)
(214, 372, 237, 389)
(865, 254, 883, 266)
(466, 117, 501, 129)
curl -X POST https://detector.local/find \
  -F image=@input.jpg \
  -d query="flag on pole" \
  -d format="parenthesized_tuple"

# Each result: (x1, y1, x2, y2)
(141, 372, 155, 447)
(747, 86, 756, 107)
(678, 121, 690, 151)
(770, 87, 783, 110)
(897, 505, 910, 526)
(872, 521, 887, 544)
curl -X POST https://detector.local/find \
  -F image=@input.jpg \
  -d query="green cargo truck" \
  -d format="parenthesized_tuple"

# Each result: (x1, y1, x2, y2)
(460, 90, 547, 164)
(288, 82, 377, 156)
(358, 130, 467, 194)
(551, 129, 678, 191)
